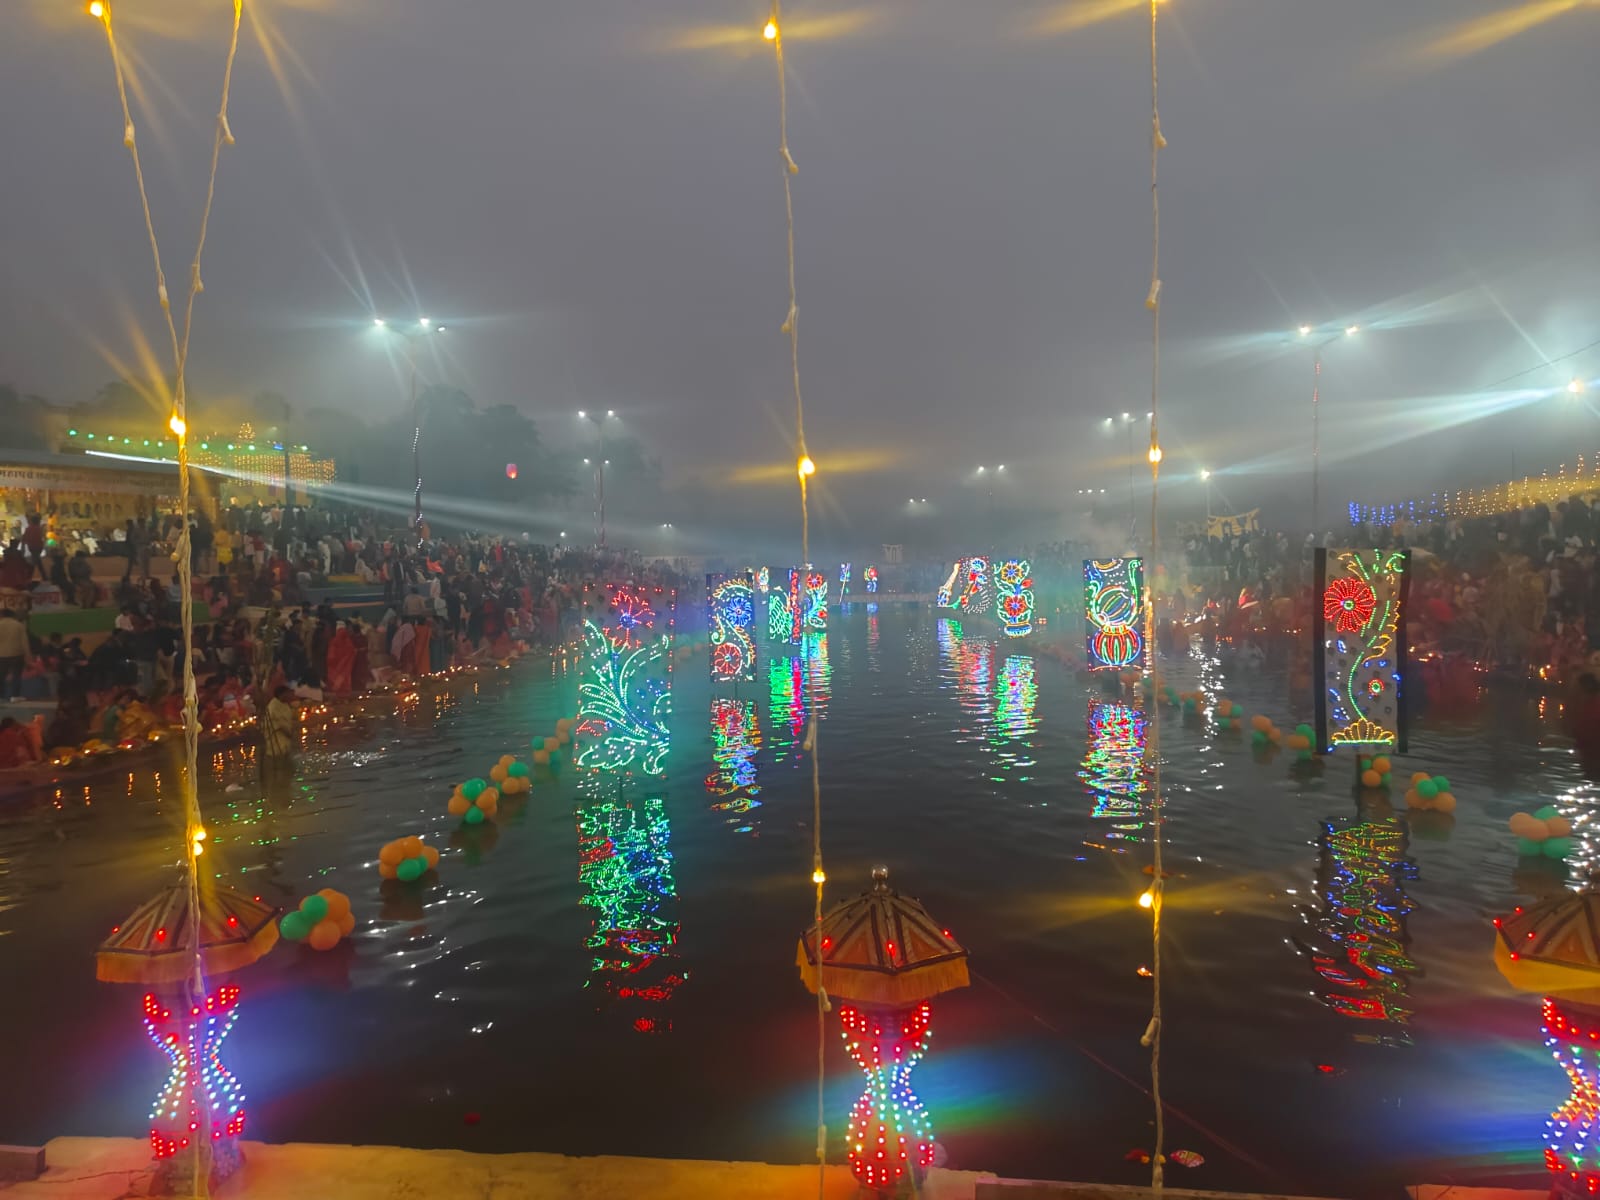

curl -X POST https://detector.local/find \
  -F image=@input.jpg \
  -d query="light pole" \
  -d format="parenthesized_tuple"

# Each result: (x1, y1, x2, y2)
(579, 409, 617, 548)
(1200, 469, 1213, 520)
(1299, 322, 1359, 544)
(374, 316, 444, 545)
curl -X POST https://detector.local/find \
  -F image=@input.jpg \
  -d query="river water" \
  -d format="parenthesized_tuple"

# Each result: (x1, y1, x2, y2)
(0, 605, 1581, 1197)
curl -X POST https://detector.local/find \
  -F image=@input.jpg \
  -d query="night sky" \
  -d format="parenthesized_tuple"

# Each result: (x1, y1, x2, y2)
(4, 0, 1597, 538)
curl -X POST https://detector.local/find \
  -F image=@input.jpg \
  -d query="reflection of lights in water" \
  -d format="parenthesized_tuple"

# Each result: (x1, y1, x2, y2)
(706, 698, 762, 834)
(937, 618, 993, 732)
(1558, 779, 1600, 882)
(1293, 819, 1418, 1042)
(867, 611, 880, 670)
(993, 655, 1038, 775)
(575, 769, 682, 1031)
(765, 637, 829, 766)
(1079, 701, 1148, 843)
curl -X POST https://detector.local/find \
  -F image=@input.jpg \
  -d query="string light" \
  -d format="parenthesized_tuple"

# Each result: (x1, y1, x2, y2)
(763, 20, 778, 40)
(87, 0, 104, 18)
(168, 413, 186, 438)
(798, 455, 816, 478)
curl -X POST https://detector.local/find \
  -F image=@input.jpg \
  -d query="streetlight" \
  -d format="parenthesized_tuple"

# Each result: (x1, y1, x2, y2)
(373, 316, 444, 543)
(579, 409, 620, 548)
(1199, 469, 1213, 518)
(1297, 321, 1361, 545)
(1569, 378, 1587, 396)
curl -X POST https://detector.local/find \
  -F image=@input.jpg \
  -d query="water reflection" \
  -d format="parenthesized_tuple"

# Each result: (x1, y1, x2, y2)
(575, 770, 683, 1034)
(706, 698, 762, 834)
(765, 636, 831, 768)
(1294, 816, 1419, 1043)
(937, 618, 994, 739)
(992, 655, 1038, 777)
(1078, 701, 1150, 846)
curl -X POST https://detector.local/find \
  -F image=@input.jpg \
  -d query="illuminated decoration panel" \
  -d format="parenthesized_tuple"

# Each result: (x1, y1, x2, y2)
(936, 560, 960, 609)
(841, 1002, 936, 1192)
(576, 777, 682, 1030)
(839, 562, 851, 602)
(995, 558, 1035, 638)
(864, 565, 879, 594)
(143, 985, 246, 1161)
(707, 573, 756, 684)
(1542, 998, 1600, 1193)
(1083, 558, 1147, 671)
(575, 584, 675, 775)
(1079, 701, 1148, 841)
(706, 697, 762, 833)
(1314, 549, 1409, 751)
(936, 557, 995, 614)
(766, 570, 802, 644)
(1294, 819, 1417, 1038)
(804, 570, 829, 629)
(757, 566, 771, 594)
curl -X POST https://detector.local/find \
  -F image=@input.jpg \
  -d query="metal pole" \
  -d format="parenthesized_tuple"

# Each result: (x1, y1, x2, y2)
(410, 344, 423, 545)
(1311, 352, 1322, 545)
(1127, 419, 1136, 528)
(598, 421, 607, 549)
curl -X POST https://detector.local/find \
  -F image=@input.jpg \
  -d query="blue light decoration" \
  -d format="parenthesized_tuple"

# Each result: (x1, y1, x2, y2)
(1314, 548, 1409, 751)
(864, 565, 879, 594)
(707, 572, 756, 684)
(804, 569, 829, 629)
(143, 986, 246, 1163)
(705, 697, 762, 833)
(1079, 701, 1149, 842)
(936, 560, 959, 609)
(839, 562, 851, 602)
(576, 771, 682, 1032)
(994, 558, 1035, 638)
(1293, 818, 1417, 1039)
(841, 1001, 935, 1190)
(1083, 557, 1147, 671)
(575, 584, 674, 775)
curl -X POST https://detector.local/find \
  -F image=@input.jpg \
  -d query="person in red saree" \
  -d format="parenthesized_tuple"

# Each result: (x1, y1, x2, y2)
(325, 622, 357, 694)
(350, 619, 372, 692)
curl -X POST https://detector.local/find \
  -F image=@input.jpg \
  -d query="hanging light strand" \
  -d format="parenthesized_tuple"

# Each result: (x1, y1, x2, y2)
(1142, 0, 1168, 1193)
(91, 7, 246, 1198)
(766, 7, 826, 1196)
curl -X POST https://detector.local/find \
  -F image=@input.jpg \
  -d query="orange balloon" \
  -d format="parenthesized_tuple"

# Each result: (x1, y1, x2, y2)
(1404, 789, 1422, 808)
(1434, 792, 1457, 814)
(1360, 769, 1382, 789)
(335, 910, 356, 937)
(543, 737, 559, 752)
(1411, 771, 1431, 785)
(1371, 756, 1392, 776)
(1269, 729, 1282, 744)
(448, 794, 471, 817)
(477, 794, 498, 817)
(532, 749, 550, 765)
(318, 889, 352, 922)
(555, 718, 574, 733)
(422, 844, 440, 869)
(490, 765, 508, 784)
(400, 835, 425, 858)
(379, 841, 405, 866)
(308, 919, 341, 951)
(379, 860, 399, 880)
(478, 787, 499, 805)
(498, 754, 515, 767)
(556, 730, 571, 746)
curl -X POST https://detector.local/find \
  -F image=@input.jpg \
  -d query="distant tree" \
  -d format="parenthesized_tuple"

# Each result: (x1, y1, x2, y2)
(0, 385, 52, 451)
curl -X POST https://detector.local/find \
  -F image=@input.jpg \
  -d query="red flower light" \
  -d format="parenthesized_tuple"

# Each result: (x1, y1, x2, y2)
(1323, 577, 1376, 634)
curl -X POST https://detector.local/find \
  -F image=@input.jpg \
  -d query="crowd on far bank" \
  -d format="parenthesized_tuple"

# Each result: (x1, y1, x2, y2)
(0, 505, 689, 771)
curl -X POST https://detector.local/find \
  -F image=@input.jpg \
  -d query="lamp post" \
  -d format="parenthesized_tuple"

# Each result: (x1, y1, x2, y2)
(579, 409, 617, 548)
(373, 316, 444, 545)
(1299, 323, 1359, 545)
(1200, 469, 1213, 520)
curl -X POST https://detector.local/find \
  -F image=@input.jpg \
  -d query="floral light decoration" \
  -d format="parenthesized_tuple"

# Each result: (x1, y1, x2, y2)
(1083, 557, 1147, 671)
(1313, 549, 1410, 751)
(994, 558, 1035, 638)
(575, 585, 675, 776)
(864, 565, 879, 594)
(707, 573, 756, 684)
(1323, 577, 1376, 634)
(804, 570, 829, 629)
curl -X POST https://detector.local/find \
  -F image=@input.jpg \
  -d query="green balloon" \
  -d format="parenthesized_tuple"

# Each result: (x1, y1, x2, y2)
(1544, 837, 1573, 860)
(279, 910, 311, 941)
(461, 778, 488, 801)
(1517, 837, 1546, 857)
(1381, 773, 1391, 787)
(1183, 698, 1197, 711)
(1297, 748, 1313, 762)
(1295, 724, 1314, 739)
(463, 805, 486, 826)
(299, 894, 329, 923)
(1251, 729, 1267, 746)
(1535, 804, 1561, 822)
(507, 762, 530, 778)
(396, 856, 425, 882)
(1416, 779, 1439, 800)
(1432, 777, 1451, 795)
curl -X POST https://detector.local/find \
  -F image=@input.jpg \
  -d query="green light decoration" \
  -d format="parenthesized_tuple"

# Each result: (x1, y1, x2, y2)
(1315, 548, 1410, 751)
(706, 697, 762, 832)
(1294, 818, 1418, 1039)
(574, 619, 672, 775)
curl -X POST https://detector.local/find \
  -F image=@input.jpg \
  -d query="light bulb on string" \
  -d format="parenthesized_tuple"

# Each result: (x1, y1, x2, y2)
(168, 414, 186, 438)
(88, 0, 105, 17)
(798, 455, 816, 479)
(1148, 445, 1163, 465)
(763, 20, 778, 39)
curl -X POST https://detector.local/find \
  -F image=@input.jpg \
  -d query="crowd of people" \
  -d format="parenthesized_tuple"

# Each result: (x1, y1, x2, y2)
(0, 503, 690, 771)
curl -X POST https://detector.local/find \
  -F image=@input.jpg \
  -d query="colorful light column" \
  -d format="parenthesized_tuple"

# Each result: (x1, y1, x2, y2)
(1314, 548, 1410, 751)
(575, 584, 675, 775)
(864, 565, 879, 594)
(707, 572, 756, 683)
(840, 1002, 936, 1190)
(995, 558, 1035, 638)
(1541, 998, 1600, 1192)
(804, 569, 829, 629)
(839, 562, 852, 602)
(143, 986, 246, 1167)
(1083, 557, 1147, 671)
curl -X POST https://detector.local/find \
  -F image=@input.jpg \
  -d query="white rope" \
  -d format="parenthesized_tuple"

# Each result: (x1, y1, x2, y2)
(1143, 0, 1167, 1191)
(765, 7, 827, 1195)
(93, 6, 246, 1196)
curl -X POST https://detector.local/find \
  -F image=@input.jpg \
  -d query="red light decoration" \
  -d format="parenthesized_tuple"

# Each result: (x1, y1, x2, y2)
(1544, 997, 1600, 1193)
(142, 985, 246, 1167)
(1322, 576, 1376, 634)
(840, 1002, 935, 1191)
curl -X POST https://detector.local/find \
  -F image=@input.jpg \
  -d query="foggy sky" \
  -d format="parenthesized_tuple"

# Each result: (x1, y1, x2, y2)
(3, 0, 1597, 543)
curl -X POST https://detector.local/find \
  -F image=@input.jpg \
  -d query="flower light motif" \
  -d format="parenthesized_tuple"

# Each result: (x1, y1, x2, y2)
(1323, 577, 1376, 634)
(609, 592, 657, 648)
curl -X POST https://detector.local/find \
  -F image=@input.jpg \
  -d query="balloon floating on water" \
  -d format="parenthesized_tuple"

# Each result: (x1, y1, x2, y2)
(378, 835, 440, 881)
(280, 888, 355, 950)
(1509, 805, 1573, 859)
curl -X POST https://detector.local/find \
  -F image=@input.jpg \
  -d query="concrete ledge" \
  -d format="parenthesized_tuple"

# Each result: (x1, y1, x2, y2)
(978, 1183, 1332, 1200)
(5, 1138, 996, 1199)
(0, 1144, 46, 1182)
